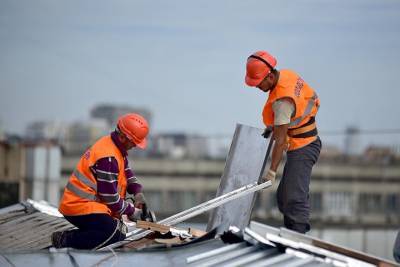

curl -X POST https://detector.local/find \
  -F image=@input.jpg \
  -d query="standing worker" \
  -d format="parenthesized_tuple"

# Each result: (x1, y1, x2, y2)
(245, 50, 321, 234)
(52, 113, 150, 249)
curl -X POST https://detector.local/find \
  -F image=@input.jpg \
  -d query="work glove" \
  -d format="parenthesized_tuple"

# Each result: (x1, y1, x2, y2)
(134, 192, 146, 209)
(262, 127, 273, 139)
(128, 208, 143, 222)
(263, 169, 276, 183)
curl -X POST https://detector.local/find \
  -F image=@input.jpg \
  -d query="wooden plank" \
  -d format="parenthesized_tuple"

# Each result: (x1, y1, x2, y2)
(136, 220, 206, 238)
(154, 237, 184, 245)
(136, 220, 170, 233)
(312, 239, 397, 267)
(189, 228, 206, 238)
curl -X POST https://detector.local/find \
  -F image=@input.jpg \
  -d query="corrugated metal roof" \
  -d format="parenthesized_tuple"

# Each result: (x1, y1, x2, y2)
(0, 237, 329, 267)
(0, 201, 73, 251)
(0, 201, 398, 267)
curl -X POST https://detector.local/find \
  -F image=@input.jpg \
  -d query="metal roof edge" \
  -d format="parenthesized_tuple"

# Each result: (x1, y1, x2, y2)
(249, 220, 399, 267)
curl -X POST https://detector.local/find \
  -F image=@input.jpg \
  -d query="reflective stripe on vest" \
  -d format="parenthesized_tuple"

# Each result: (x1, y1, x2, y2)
(289, 93, 318, 127)
(66, 182, 97, 201)
(99, 193, 120, 204)
(73, 170, 97, 191)
(66, 169, 98, 201)
(288, 121, 316, 137)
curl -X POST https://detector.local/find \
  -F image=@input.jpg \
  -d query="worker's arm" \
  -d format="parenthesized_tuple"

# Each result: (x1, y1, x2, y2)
(93, 157, 134, 217)
(124, 158, 146, 208)
(264, 98, 294, 182)
(269, 124, 289, 172)
(124, 158, 143, 195)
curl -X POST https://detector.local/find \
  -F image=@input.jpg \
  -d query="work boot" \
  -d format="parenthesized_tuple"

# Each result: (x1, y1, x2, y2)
(51, 231, 66, 248)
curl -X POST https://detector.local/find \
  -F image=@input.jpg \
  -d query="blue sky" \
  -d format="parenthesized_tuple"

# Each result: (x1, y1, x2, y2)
(1, 0, 400, 149)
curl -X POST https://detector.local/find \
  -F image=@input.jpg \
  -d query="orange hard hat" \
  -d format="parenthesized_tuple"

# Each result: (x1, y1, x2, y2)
(117, 113, 149, 149)
(245, 51, 277, 87)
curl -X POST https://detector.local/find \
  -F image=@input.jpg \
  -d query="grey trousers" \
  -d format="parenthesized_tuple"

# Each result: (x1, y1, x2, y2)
(394, 230, 400, 263)
(277, 137, 321, 233)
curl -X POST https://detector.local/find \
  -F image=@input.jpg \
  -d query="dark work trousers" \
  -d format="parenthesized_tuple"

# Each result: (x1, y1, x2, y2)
(63, 213, 126, 250)
(277, 136, 321, 234)
(394, 230, 400, 263)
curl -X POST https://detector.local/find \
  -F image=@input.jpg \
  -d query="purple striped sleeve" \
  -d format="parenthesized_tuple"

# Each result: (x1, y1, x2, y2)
(93, 157, 134, 216)
(124, 157, 143, 195)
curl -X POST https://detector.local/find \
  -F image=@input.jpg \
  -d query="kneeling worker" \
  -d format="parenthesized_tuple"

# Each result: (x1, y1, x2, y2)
(52, 113, 150, 249)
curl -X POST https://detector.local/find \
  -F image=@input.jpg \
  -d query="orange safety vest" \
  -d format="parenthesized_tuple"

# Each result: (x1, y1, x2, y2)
(59, 135, 127, 217)
(262, 69, 320, 151)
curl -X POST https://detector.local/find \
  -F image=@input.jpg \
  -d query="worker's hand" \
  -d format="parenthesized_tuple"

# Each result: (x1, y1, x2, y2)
(128, 208, 143, 222)
(262, 127, 273, 139)
(134, 192, 146, 209)
(262, 169, 276, 183)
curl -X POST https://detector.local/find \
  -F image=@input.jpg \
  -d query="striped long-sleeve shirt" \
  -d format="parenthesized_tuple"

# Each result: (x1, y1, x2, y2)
(90, 131, 143, 216)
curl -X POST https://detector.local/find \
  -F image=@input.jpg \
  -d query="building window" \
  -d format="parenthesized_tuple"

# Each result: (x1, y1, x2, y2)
(324, 191, 353, 217)
(0, 182, 19, 208)
(144, 190, 163, 212)
(168, 191, 197, 212)
(202, 191, 216, 202)
(386, 194, 399, 213)
(310, 192, 322, 212)
(359, 193, 382, 214)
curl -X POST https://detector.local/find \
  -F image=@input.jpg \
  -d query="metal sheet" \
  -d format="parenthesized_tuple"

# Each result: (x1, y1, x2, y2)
(207, 124, 269, 232)
(194, 245, 260, 267)
(247, 253, 294, 267)
(220, 249, 278, 267)
(186, 242, 247, 263)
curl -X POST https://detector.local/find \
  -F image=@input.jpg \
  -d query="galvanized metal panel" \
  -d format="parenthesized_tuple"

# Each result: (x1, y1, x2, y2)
(187, 242, 247, 263)
(249, 221, 281, 236)
(194, 245, 260, 267)
(220, 248, 278, 267)
(207, 124, 269, 232)
(247, 253, 294, 267)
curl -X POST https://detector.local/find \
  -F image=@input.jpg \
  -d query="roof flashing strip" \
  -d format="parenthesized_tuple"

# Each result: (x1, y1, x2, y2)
(26, 199, 63, 218)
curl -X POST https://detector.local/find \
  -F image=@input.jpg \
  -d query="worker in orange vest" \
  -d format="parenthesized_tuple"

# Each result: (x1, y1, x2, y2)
(52, 113, 150, 249)
(245, 51, 321, 233)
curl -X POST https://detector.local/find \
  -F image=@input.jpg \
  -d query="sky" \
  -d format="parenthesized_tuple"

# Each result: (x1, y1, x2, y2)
(1, 0, 400, 150)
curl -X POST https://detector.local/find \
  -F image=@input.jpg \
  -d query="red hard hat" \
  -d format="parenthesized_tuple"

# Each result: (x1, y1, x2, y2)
(245, 51, 277, 87)
(117, 113, 149, 149)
